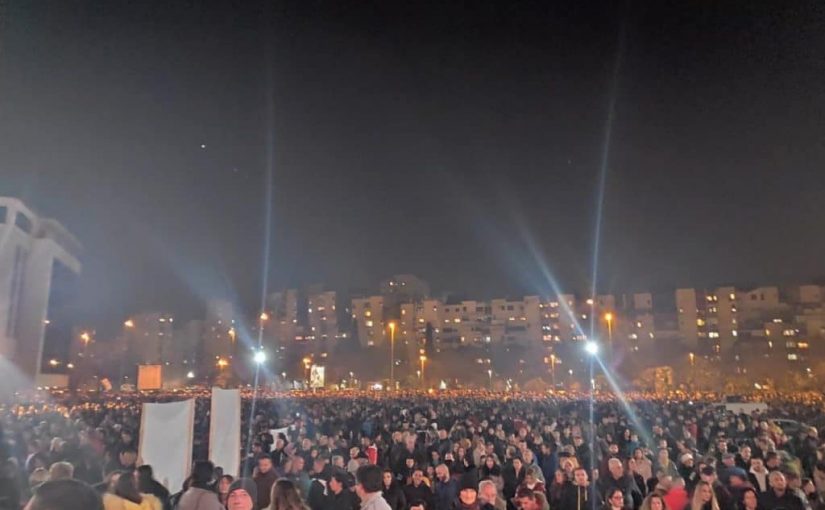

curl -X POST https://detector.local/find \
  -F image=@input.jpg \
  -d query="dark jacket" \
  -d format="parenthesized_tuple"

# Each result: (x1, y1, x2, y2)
(325, 489, 360, 510)
(597, 475, 642, 510)
(404, 482, 435, 510)
(759, 490, 806, 510)
(383, 482, 407, 510)
(435, 478, 460, 510)
(561, 483, 603, 510)
(254, 469, 279, 509)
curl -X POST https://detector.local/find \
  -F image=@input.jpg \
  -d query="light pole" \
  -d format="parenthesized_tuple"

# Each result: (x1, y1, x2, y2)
(419, 355, 427, 388)
(487, 369, 493, 390)
(689, 352, 695, 390)
(388, 322, 396, 389)
(550, 354, 557, 387)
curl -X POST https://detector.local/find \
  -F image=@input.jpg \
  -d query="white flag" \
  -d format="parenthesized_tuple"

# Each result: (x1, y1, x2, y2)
(210, 388, 241, 476)
(139, 399, 195, 491)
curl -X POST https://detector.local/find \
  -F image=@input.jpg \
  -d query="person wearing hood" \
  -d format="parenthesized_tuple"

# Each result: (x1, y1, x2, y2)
(177, 461, 223, 510)
(102, 471, 163, 510)
(227, 478, 258, 510)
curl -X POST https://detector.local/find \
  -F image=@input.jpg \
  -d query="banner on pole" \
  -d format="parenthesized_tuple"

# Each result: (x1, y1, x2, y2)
(139, 399, 194, 491)
(210, 388, 241, 476)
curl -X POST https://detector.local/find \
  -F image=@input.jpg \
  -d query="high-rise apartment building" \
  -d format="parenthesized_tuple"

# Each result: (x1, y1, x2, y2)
(0, 198, 82, 386)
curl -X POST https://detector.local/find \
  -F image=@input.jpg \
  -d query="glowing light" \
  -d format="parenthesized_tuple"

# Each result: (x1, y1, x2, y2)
(217, 358, 229, 368)
(123, 319, 134, 328)
(259, 312, 269, 321)
(253, 350, 267, 364)
(186, 371, 195, 379)
(585, 341, 599, 355)
(604, 312, 613, 322)
(80, 332, 91, 343)
(48, 359, 59, 366)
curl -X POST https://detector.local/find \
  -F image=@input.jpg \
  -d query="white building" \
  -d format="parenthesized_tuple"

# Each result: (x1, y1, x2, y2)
(0, 197, 82, 386)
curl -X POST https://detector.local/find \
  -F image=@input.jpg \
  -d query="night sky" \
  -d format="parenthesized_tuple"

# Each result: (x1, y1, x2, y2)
(1, 1, 824, 332)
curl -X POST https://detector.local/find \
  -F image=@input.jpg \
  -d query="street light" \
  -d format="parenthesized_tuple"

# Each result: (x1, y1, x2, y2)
(259, 312, 269, 322)
(217, 358, 229, 369)
(186, 371, 195, 379)
(585, 341, 599, 355)
(388, 322, 396, 389)
(253, 350, 267, 364)
(123, 319, 134, 328)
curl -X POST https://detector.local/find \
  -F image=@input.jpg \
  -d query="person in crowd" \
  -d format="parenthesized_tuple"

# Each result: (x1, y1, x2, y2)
(326, 469, 359, 510)
(548, 469, 568, 510)
(627, 459, 647, 499)
(404, 468, 434, 510)
(269, 479, 310, 510)
(227, 478, 258, 510)
(515, 487, 542, 510)
(136, 465, 171, 510)
(759, 471, 805, 510)
(356, 465, 392, 510)
(748, 459, 769, 494)
(633, 450, 653, 483)
(256, 455, 280, 509)
(383, 468, 408, 510)
(434, 464, 459, 510)
(598, 458, 642, 510)
(801, 478, 824, 510)
(102, 470, 163, 510)
(639, 493, 668, 510)
(478, 456, 503, 493)
(700, 466, 732, 510)
(691, 481, 721, 510)
(289, 456, 312, 499)
(662, 478, 688, 510)
(502, 457, 525, 510)
(478, 479, 506, 510)
(48, 461, 74, 480)
(739, 487, 760, 510)
(453, 472, 480, 510)
(604, 488, 629, 510)
(520, 467, 546, 495)
(219, 475, 237, 507)
(177, 461, 223, 510)
(562, 467, 603, 510)
(25, 478, 104, 510)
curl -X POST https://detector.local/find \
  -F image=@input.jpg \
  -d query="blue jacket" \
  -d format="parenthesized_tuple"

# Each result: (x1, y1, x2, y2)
(434, 478, 459, 510)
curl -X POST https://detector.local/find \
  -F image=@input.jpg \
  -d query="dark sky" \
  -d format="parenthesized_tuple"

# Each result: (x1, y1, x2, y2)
(1, 1, 824, 332)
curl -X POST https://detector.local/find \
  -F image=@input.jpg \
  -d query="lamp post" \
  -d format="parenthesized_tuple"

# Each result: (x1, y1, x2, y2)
(549, 354, 557, 387)
(388, 322, 396, 389)
(419, 355, 427, 388)
(487, 369, 493, 390)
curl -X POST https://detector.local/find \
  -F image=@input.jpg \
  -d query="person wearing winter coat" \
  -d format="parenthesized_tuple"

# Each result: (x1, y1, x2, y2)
(176, 461, 224, 510)
(102, 471, 163, 510)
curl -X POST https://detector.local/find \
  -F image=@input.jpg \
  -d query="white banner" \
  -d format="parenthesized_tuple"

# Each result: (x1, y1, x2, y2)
(139, 399, 194, 491)
(209, 388, 241, 476)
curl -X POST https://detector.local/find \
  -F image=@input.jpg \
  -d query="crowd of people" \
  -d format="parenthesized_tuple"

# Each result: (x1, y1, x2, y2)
(2, 390, 825, 510)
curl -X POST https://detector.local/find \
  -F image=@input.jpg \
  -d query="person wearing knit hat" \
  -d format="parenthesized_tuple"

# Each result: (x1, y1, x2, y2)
(452, 472, 480, 510)
(227, 478, 258, 510)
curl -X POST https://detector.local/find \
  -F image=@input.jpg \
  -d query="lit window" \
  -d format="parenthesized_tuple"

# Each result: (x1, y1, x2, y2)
(365, 320, 373, 327)
(697, 318, 706, 326)
(729, 293, 735, 300)
(798, 342, 809, 349)
(708, 331, 719, 338)
(365, 310, 371, 317)
(788, 353, 798, 361)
